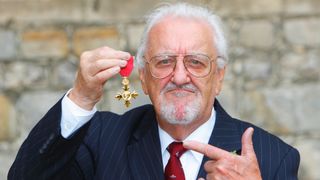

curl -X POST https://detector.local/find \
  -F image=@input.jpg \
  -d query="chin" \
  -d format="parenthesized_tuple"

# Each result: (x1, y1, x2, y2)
(159, 82, 202, 125)
(159, 97, 201, 125)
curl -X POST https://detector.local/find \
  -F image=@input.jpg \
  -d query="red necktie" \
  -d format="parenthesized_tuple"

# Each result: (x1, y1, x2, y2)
(164, 142, 187, 180)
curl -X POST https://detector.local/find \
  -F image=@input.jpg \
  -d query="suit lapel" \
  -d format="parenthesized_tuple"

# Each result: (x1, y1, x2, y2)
(197, 100, 242, 179)
(127, 108, 164, 180)
(126, 100, 242, 179)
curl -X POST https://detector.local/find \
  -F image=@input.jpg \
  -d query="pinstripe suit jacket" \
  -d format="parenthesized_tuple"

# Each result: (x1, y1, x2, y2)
(8, 99, 300, 180)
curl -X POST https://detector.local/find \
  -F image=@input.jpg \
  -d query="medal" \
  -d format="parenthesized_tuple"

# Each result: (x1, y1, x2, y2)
(115, 56, 138, 107)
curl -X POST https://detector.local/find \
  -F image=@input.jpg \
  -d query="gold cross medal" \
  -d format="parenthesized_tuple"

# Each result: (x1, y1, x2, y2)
(115, 56, 138, 107)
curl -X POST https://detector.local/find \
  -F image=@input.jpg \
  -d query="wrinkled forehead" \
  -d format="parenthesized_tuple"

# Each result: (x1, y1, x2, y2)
(146, 16, 217, 56)
(148, 15, 215, 39)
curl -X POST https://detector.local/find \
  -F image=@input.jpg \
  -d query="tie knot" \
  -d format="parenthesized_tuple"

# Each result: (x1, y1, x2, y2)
(167, 142, 187, 158)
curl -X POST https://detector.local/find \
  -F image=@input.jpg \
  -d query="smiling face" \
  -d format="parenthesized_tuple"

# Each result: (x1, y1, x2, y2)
(139, 16, 225, 129)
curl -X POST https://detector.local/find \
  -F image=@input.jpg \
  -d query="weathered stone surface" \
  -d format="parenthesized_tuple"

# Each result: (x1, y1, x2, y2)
(88, 0, 161, 20)
(16, 91, 65, 131)
(0, 95, 16, 141)
(285, 0, 320, 15)
(0, 0, 83, 23)
(238, 21, 274, 49)
(211, 0, 282, 16)
(237, 90, 285, 134)
(217, 82, 239, 118)
(262, 84, 320, 134)
(295, 137, 320, 180)
(295, 86, 320, 132)
(262, 88, 297, 133)
(284, 18, 320, 47)
(0, 0, 319, 179)
(127, 24, 145, 52)
(21, 28, 69, 58)
(0, 64, 4, 90)
(3, 62, 47, 90)
(73, 27, 121, 56)
(280, 49, 320, 83)
(0, 30, 17, 60)
(224, 19, 240, 47)
(243, 60, 272, 81)
(0, 150, 16, 178)
(86, 0, 208, 21)
(52, 59, 78, 89)
(234, 53, 274, 90)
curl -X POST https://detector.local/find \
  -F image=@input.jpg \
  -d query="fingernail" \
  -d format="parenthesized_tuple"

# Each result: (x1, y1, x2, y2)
(122, 53, 131, 60)
(114, 66, 120, 73)
(116, 50, 130, 60)
(183, 141, 190, 147)
(248, 127, 254, 134)
(121, 61, 127, 67)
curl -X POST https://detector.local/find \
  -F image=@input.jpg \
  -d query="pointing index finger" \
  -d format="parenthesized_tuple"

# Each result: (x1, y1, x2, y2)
(183, 140, 232, 160)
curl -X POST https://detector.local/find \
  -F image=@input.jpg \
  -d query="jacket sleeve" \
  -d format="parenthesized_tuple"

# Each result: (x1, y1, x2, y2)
(7, 98, 94, 180)
(273, 147, 300, 180)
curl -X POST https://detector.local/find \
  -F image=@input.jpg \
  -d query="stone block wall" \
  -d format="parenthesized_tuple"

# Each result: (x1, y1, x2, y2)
(0, 0, 319, 179)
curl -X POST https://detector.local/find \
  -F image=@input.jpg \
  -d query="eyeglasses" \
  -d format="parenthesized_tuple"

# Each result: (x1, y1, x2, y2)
(144, 54, 220, 79)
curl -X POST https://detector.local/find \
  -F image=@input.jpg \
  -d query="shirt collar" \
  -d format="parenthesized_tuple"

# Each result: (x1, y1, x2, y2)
(158, 107, 216, 163)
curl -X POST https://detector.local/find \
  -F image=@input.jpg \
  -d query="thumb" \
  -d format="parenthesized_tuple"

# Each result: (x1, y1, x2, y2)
(241, 127, 255, 157)
(198, 178, 205, 180)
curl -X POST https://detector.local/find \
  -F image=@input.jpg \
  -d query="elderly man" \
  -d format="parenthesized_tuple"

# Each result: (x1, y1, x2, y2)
(9, 3, 299, 180)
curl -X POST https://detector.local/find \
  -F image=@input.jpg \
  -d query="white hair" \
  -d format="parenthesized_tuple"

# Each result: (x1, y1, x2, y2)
(136, 2, 228, 70)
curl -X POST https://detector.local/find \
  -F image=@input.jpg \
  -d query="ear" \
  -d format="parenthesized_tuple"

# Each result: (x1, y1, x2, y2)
(215, 67, 226, 96)
(218, 66, 226, 82)
(139, 68, 149, 95)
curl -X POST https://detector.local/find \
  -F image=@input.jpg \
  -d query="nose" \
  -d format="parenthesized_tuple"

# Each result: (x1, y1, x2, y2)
(170, 59, 191, 85)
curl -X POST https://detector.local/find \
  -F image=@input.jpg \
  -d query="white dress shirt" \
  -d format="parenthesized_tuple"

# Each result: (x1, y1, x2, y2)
(60, 90, 96, 138)
(158, 109, 216, 180)
(60, 91, 216, 179)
